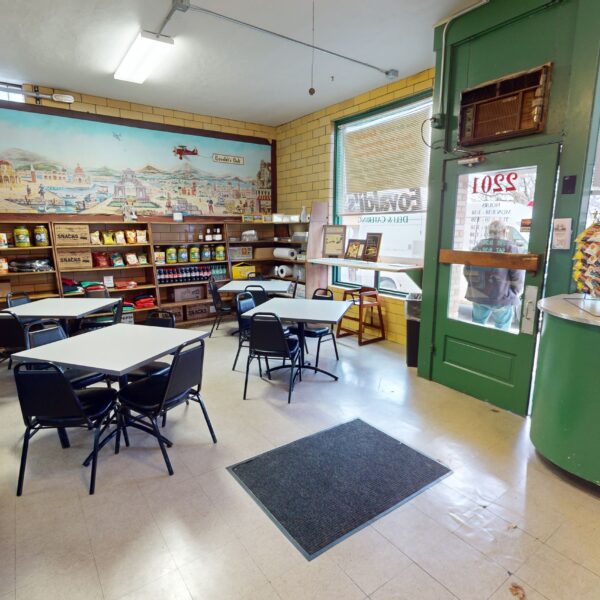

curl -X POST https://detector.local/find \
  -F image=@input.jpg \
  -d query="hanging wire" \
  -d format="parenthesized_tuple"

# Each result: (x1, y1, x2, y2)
(309, 0, 316, 95)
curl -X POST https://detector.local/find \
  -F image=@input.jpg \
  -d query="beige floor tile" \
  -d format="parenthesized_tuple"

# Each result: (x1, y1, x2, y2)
(374, 505, 508, 600)
(178, 539, 269, 600)
(328, 526, 412, 595)
(0, 545, 15, 596)
(516, 544, 600, 600)
(454, 508, 542, 572)
(115, 569, 192, 600)
(488, 576, 550, 600)
(370, 562, 458, 600)
(270, 555, 366, 600)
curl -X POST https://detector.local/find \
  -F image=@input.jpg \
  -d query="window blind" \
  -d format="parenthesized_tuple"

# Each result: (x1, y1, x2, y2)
(338, 99, 432, 214)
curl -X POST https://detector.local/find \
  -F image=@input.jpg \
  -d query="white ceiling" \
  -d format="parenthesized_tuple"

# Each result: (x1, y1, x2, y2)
(0, 0, 473, 126)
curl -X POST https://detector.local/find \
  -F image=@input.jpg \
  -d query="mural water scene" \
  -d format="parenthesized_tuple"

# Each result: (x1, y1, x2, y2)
(0, 106, 272, 216)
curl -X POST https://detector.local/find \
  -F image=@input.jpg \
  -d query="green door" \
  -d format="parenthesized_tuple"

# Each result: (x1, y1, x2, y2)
(431, 144, 560, 415)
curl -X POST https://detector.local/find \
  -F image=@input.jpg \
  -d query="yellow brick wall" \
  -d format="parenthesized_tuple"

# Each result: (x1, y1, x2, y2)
(22, 85, 277, 140)
(274, 68, 434, 215)
(275, 67, 434, 347)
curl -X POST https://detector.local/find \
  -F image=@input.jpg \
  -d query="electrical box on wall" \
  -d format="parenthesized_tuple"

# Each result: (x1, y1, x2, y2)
(458, 63, 552, 147)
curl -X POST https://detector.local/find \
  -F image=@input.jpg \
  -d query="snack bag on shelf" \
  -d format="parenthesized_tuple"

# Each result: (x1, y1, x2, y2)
(125, 230, 137, 244)
(110, 252, 125, 267)
(90, 230, 102, 245)
(92, 252, 110, 267)
(114, 230, 126, 244)
(136, 229, 148, 243)
(102, 231, 116, 245)
(138, 254, 148, 265)
(125, 252, 139, 266)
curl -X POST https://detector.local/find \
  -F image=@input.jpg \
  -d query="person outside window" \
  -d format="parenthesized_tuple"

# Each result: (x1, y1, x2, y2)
(463, 220, 524, 330)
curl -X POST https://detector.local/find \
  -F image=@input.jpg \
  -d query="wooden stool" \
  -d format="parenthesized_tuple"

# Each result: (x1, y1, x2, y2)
(336, 287, 385, 345)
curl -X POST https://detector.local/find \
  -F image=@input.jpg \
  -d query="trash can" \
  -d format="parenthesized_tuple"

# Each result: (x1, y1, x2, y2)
(405, 293, 422, 367)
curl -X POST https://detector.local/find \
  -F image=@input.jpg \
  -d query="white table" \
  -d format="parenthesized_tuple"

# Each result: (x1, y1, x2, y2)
(218, 279, 292, 294)
(242, 298, 351, 380)
(11, 323, 208, 377)
(309, 258, 423, 273)
(3, 297, 118, 319)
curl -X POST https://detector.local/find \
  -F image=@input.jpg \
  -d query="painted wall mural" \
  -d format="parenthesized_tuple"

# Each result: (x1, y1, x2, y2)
(0, 106, 273, 216)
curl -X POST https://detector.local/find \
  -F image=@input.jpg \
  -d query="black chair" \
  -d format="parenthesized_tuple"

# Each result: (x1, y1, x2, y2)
(13, 362, 117, 495)
(127, 310, 177, 382)
(288, 288, 339, 367)
(208, 277, 233, 337)
(116, 339, 217, 475)
(77, 297, 123, 334)
(244, 313, 301, 404)
(0, 312, 28, 369)
(24, 319, 109, 389)
(244, 284, 268, 306)
(6, 291, 41, 326)
(232, 292, 255, 370)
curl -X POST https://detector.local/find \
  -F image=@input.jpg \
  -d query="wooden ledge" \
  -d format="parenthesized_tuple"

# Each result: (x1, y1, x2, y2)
(439, 249, 541, 273)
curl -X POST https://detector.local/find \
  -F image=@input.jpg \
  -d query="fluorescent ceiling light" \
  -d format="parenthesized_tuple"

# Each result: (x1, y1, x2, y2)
(114, 31, 174, 84)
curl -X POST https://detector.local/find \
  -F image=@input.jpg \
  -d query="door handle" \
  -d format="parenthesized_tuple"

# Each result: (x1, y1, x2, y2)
(520, 285, 538, 335)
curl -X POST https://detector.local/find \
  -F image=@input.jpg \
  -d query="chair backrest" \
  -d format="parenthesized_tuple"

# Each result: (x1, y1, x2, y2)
(235, 292, 255, 331)
(85, 286, 110, 298)
(246, 272, 264, 280)
(14, 362, 87, 426)
(25, 319, 67, 349)
(144, 310, 175, 328)
(208, 277, 222, 309)
(0, 312, 26, 349)
(250, 312, 292, 358)
(161, 339, 205, 412)
(244, 284, 268, 306)
(313, 288, 334, 301)
(112, 298, 124, 324)
(6, 292, 30, 307)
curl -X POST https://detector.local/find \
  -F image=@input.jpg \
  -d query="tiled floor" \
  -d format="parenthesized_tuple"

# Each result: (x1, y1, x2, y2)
(1, 325, 600, 599)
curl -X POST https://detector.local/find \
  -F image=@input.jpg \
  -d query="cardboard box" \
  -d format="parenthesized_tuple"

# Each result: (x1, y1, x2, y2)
(232, 262, 256, 279)
(54, 224, 90, 246)
(169, 306, 184, 323)
(185, 302, 212, 321)
(56, 248, 93, 270)
(172, 286, 206, 302)
(0, 281, 11, 296)
(229, 246, 253, 260)
(253, 247, 275, 260)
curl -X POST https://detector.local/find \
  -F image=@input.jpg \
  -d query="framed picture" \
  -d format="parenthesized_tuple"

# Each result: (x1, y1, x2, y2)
(322, 225, 347, 257)
(363, 233, 382, 262)
(345, 239, 365, 260)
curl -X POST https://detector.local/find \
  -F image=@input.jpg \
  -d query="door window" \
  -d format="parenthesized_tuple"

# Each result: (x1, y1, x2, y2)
(447, 166, 537, 333)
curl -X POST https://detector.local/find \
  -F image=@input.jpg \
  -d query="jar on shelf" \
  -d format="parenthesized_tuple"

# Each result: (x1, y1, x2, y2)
(33, 224, 49, 246)
(215, 244, 226, 261)
(189, 245, 200, 262)
(201, 245, 212, 261)
(154, 246, 166, 265)
(178, 245, 189, 263)
(165, 246, 178, 264)
(14, 225, 31, 248)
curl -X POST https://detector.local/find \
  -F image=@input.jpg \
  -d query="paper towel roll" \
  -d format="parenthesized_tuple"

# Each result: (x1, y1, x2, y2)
(273, 247, 297, 260)
(277, 265, 293, 278)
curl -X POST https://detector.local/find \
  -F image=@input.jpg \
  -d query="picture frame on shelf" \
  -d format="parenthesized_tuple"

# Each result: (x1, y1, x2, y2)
(363, 233, 382, 262)
(345, 239, 365, 260)
(322, 225, 347, 257)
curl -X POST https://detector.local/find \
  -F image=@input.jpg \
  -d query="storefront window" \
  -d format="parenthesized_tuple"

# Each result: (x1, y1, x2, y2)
(447, 166, 536, 334)
(333, 95, 432, 295)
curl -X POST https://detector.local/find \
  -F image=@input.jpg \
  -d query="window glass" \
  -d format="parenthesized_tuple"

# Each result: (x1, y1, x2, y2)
(0, 83, 25, 103)
(334, 97, 432, 294)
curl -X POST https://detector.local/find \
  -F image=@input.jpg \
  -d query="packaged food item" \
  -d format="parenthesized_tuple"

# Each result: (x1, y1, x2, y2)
(201, 245, 212, 261)
(110, 252, 125, 267)
(154, 247, 166, 265)
(136, 229, 148, 244)
(114, 280, 138, 289)
(92, 252, 110, 267)
(215, 244, 226, 261)
(178, 246, 189, 263)
(138, 254, 148, 265)
(114, 230, 126, 245)
(102, 231, 116, 245)
(90, 230, 102, 245)
(166, 246, 178, 264)
(125, 229, 137, 244)
(0, 257, 8, 272)
(125, 252, 139, 266)
(189, 246, 200, 262)
(33, 224, 49, 247)
(14, 225, 31, 248)
(0, 233, 8, 248)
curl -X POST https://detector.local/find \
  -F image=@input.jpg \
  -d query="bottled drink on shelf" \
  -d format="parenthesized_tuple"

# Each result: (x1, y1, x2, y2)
(214, 227, 222, 241)
(205, 228, 213, 242)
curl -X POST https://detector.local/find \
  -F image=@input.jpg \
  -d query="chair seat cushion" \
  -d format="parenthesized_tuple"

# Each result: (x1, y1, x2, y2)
(66, 368, 106, 389)
(38, 387, 116, 426)
(119, 374, 189, 414)
(287, 336, 300, 355)
(219, 305, 233, 313)
(288, 325, 330, 337)
(127, 361, 170, 381)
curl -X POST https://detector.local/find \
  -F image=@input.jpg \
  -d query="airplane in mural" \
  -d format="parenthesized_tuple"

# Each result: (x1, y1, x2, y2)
(173, 145, 199, 160)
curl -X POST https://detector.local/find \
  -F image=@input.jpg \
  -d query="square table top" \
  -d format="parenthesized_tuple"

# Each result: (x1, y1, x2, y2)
(11, 323, 209, 376)
(3, 297, 118, 319)
(218, 279, 292, 294)
(242, 298, 352, 324)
